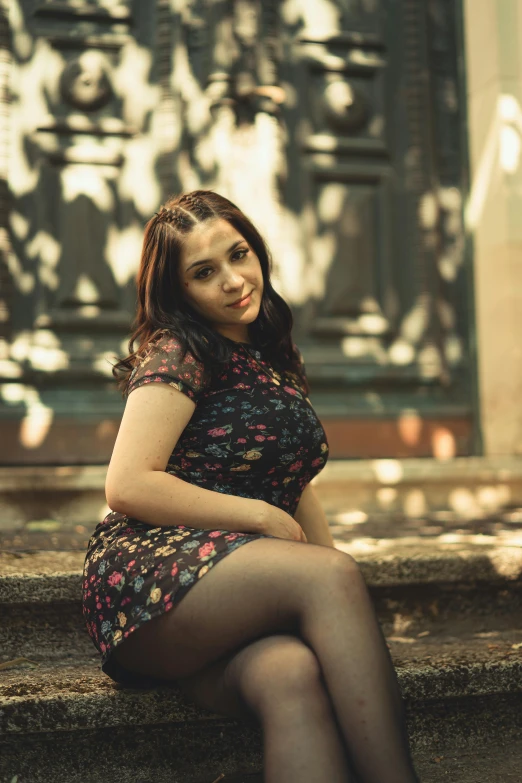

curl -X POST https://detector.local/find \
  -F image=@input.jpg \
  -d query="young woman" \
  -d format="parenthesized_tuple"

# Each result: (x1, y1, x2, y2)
(82, 190, 420, 783)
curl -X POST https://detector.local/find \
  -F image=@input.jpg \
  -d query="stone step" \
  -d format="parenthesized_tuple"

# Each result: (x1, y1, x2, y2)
(1, 533, 521, 782)
(1, 632, 521, 783)
(3, 742, 522, 783)
(1, 541, 521, 661)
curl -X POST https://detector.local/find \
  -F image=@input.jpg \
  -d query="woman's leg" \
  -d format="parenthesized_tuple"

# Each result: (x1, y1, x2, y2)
(112, 538, 419, 783)
(176, 633, 357, 782)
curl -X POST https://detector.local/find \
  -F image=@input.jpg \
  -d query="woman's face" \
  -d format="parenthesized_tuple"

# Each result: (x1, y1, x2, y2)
(178, 218, 264, 344)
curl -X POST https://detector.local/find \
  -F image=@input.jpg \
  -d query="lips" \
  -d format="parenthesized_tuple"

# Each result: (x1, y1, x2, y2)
(228, 291, 253, 306)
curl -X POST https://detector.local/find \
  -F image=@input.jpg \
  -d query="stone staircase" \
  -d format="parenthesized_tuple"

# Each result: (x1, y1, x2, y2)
(1, 463, 522, 782)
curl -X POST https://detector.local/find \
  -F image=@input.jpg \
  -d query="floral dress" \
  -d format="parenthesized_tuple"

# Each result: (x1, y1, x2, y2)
(82, 330, 330, 687)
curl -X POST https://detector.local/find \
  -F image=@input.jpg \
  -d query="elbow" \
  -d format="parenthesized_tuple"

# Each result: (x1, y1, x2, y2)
(105, 481, 131, 515)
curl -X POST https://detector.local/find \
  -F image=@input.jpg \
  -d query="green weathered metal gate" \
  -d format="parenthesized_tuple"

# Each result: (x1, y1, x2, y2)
(0, 0, 475, 462)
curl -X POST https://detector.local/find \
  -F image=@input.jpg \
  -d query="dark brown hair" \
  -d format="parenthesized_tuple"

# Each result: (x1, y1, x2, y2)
(111, 190, 309, 397)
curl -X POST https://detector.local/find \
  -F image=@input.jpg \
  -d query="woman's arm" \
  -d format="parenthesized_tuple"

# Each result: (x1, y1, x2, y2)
(294, 483, 336, 548)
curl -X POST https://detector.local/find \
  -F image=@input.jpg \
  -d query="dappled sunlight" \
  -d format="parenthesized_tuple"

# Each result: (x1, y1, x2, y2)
(449, 484, 511, 518)
(341, 335, 387, 363)
(290, 0, 341, 34)
(0, 383, 54, 450)
(62, 165, 116, 208)
(397, 410, 422, 447)
(318, 182, 346, 223)
(106, 223, 143, 287)
(113, 40, 159, 133)
(10, 330, 68, 372)
(335, 509, 368, 525)
(431, 427, 456, 460)
(335, 529, 522, 557)
(93, 350, 120, 378)
(403, 488, 428, 518)
(372, 459, 403, 484)
(465, 93, 522, 230)
(376, 486, 397, 509)
(27, 231, 60, 292)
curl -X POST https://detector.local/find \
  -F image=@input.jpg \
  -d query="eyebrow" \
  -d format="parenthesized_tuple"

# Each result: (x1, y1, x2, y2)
(185, 240, 245, 273)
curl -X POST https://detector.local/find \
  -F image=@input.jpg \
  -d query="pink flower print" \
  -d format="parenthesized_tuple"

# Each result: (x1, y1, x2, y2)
(165, 602, 173, 611)
(225, 533, 239, 541)
(267, 436, 276, 440)
(248, 426, 256, 430)
(284, 386, 298, 395)
(255, 435, 265, 441)
(96, 602, 102, 609)
(237, 438, 247, 443)
(256, 424, 266, 429)
(268, 467, 275, 474)
(128, 560, 136, 568)
(158, 365, 168, 373)
(121, 597, 131, 606)
(171, 562, 179, 577)
(100, 642, 106, 653)
(209, 531, 221, 538)
(233, 367, 241, 373)
(199, 541, 216, 558)
(272, 481, 278, 486)
(289, 460, 303, 472)
(107, 571, 122, 586)
(311, 457, 323, 467)
(105, 596, 111, 603)
(208, 427, 227, 437)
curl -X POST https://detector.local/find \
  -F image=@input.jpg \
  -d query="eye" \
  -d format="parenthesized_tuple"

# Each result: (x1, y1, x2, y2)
(194, 247, 249, 279)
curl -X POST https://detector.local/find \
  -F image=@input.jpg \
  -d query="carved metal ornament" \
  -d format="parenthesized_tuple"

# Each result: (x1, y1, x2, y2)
(323, 79, 369, 133)
(59, 51, 113, 111)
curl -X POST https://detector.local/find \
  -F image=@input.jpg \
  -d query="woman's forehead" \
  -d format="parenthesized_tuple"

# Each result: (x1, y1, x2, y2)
(182, 219, 244, 262)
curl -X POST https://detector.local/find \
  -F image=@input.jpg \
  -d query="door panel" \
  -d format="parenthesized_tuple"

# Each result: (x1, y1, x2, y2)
(0, 0, 474, 463)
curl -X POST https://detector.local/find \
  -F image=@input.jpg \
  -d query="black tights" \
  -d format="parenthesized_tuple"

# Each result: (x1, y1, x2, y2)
(111, 538, 421, 783)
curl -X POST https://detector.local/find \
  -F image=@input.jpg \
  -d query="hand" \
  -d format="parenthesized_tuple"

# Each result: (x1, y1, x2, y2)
(257, 501, 308, 543)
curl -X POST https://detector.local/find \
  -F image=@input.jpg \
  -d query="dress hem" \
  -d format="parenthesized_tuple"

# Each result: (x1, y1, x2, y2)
(94, 532, 276, 687)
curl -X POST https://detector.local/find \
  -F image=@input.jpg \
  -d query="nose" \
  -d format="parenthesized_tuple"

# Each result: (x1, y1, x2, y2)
(222, 269, 244, 289)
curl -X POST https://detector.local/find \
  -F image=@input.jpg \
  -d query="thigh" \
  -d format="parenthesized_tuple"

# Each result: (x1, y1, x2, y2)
(175, 632, 321, 725)
(112, 537, 355, 680)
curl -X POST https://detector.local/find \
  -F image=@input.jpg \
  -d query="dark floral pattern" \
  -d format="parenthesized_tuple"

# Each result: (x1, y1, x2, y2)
(82, 329, 329, 685)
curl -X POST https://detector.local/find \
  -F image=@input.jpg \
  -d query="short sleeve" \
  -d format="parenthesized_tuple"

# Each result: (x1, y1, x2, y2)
(126, 332, 210, 401)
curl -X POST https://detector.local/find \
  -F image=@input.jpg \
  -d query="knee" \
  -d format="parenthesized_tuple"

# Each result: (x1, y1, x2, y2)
(235, 635, 323, 716)
(319, 549, 366, 594)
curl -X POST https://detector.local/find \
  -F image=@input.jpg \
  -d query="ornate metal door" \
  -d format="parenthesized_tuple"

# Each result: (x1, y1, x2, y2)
(1, 0, 474, 463)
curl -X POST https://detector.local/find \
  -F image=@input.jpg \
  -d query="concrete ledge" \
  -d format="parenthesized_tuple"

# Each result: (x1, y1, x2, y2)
(1, 456, 522, 528)
(313, 455, 522, 517)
